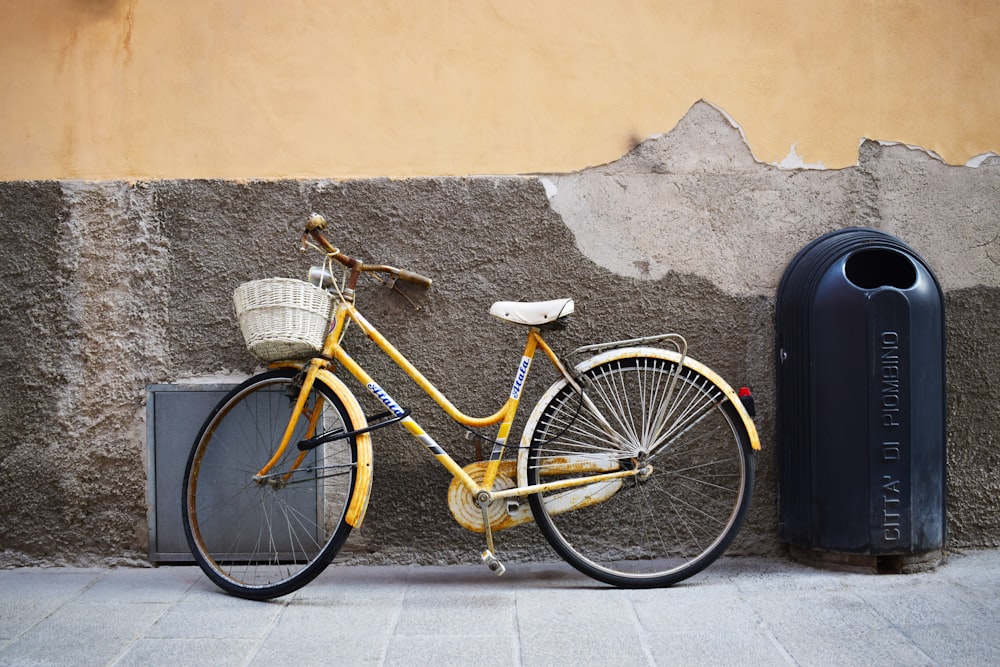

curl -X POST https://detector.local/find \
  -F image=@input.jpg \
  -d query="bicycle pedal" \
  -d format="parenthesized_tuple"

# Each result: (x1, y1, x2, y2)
(481, 550, 506, 576)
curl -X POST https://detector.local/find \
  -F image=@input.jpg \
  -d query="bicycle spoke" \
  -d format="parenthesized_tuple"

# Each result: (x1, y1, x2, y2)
(526, 353, 753, 588)
(183, 370, 359, 599)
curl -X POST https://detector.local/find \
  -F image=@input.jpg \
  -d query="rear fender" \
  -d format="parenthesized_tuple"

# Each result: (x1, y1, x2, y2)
(517, 346, 760, 488)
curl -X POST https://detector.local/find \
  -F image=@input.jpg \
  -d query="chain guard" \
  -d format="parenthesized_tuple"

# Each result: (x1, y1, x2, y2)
(447, 461, 518, 532)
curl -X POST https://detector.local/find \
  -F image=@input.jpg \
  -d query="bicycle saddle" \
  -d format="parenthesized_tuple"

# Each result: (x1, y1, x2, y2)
(489, 299, 575, 326)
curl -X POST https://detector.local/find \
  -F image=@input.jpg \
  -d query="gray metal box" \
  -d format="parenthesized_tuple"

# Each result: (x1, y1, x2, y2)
(146, 383, 236, 562)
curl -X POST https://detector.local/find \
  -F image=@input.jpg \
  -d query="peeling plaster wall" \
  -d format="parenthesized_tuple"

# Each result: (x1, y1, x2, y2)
(547, 103, 1000, 295)
(1, 105, 998, 566)
(2, 1, 1000, 179)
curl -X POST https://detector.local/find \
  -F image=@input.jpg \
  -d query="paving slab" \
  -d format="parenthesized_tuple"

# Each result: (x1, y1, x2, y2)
(1, 549, 998, 666)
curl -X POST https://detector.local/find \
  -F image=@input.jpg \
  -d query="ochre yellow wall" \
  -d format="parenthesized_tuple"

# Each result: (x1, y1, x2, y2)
(2, 0, 998, 179)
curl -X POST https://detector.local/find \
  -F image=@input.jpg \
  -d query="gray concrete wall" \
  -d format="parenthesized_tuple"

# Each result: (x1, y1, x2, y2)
(1, 102, 997, 566)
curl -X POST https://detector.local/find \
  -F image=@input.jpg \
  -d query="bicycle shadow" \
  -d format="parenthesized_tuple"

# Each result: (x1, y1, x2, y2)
(316, 560, 718, 592)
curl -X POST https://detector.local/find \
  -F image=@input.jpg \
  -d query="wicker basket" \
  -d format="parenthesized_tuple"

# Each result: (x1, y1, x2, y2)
(233, 278, 334, 362)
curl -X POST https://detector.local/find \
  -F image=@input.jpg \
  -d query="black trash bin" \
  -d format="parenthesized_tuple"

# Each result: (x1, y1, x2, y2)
(775, 228, 946, 572)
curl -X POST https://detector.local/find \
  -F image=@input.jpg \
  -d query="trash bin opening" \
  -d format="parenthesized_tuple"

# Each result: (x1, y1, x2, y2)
(844, 248, 917, 290)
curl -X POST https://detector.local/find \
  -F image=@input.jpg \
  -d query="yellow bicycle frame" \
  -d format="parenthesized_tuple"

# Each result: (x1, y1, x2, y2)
(326, 297, 644, 495)
(254, 292, 650, 530)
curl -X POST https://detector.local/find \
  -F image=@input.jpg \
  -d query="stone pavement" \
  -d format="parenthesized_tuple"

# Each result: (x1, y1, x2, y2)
(1, 549, 998, 666)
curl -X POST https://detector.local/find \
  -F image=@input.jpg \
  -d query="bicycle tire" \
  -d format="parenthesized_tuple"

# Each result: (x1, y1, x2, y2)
(182, 368, 359, 600)
(525, 350, 754, 588)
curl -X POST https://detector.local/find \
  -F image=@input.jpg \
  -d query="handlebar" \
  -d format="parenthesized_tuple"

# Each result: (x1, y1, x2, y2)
(300, 213, 433, 289)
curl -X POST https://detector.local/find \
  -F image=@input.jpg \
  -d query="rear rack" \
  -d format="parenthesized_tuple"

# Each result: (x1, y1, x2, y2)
(570, 333, 687, 360)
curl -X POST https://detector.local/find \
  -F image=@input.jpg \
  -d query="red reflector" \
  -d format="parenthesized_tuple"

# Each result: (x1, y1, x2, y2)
(737, 387, 756, 418)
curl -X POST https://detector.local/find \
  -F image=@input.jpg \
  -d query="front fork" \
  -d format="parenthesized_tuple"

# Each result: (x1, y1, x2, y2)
(253, 358, 326, 482)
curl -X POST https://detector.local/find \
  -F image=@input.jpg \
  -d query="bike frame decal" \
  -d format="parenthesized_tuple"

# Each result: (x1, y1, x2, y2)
(364, 380, 449, 455)
(401, 417, 447, 456)
(366, 381, 407, 418)
(510, 355, 532, 400)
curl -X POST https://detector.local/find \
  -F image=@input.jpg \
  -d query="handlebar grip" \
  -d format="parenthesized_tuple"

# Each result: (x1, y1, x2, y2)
(398, 269, 433, 288)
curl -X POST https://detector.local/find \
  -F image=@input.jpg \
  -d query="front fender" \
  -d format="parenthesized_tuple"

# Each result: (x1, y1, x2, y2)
(315, 368, 374, 529)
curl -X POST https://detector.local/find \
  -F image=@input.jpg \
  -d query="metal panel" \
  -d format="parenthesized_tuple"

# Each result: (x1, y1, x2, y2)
(146, 384, 236, 562)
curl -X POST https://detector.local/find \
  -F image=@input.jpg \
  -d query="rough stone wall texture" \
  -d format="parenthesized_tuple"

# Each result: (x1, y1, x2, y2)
(0, 102, 997, 566)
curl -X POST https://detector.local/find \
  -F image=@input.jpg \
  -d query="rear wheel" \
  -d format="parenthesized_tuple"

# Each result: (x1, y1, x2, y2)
(182, 368, 359, 600)
(526, 351, 754, 587)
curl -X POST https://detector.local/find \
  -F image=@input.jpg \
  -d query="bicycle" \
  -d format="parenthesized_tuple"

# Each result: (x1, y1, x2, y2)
(182, 213, 761, 600)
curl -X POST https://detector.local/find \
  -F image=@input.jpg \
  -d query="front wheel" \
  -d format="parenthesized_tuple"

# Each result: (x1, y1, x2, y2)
(525, 350, 755, 588)
(182, 368, 360, 600)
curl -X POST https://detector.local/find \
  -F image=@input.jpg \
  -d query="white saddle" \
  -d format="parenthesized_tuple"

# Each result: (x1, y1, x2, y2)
(489, 298, 575, 326)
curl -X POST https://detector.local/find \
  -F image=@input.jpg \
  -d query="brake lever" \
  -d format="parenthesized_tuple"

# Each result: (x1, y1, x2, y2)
(392, 283, 422, 311)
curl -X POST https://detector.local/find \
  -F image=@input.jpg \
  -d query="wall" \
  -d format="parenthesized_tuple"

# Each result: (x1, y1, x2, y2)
(1, 104, 997, 566)
(1, 1, 998, 180)
(1, 1, 998, 566)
